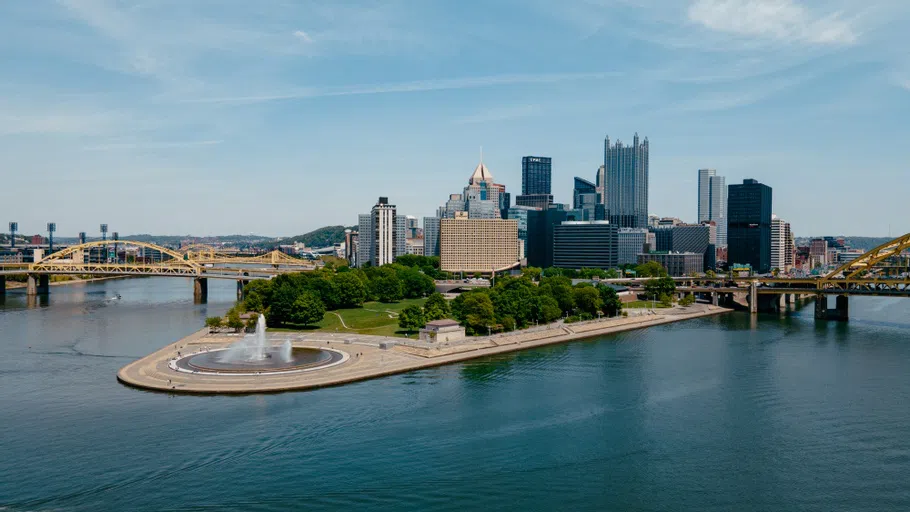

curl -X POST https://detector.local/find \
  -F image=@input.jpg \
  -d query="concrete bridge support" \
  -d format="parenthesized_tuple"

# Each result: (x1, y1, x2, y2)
(26, 274, 49, 296)
(236, 280, 249, 301)
(193, 277, 208, 302)
(748, 282, 758, 314)
(711, 291, 719, 306)
(814, 294, 849, 321)
(0, 276, 5, 296)
(757, 294, 784, 313)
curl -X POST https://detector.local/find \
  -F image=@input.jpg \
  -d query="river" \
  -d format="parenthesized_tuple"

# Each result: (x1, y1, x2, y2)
(1, 278, 909, 511)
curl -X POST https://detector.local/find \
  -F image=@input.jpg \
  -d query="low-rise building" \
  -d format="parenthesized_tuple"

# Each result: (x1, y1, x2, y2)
(552, 221, 618, 269)
(637, 252, 703, 276)
(419, 319, 466, 343)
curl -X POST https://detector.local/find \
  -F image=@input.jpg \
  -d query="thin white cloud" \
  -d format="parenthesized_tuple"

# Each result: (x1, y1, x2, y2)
(687, 0, 858, 45)
(452, 105, 542, 125)
(188, 71, 619, 104)
(293, 30, 312, 43)
(82, 140, 224, 151)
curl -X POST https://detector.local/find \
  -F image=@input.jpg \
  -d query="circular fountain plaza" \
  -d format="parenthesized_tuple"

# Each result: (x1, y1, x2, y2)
(168, 315, 347, 376)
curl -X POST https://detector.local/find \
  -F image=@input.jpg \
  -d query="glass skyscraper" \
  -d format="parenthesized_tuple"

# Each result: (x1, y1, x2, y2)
(521, 156, 551, 195)
(573, 177, 598, 221)
(697, 169, 727, 247)
(604, 134, 649, 228)
(728, 179, 772, 273)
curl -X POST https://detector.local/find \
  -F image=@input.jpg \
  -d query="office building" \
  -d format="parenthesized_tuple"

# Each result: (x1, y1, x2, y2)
(439, 218, 519, 273)
(404, 216, 419, 239)
(637, 252, 703, 277)
(515, 194, 553, 209)
(605, 133, 649, 228)
(810, 238, 828, 267)
(344, 229, 357, 266)
(553, 221, 618, 269)
(617, 228, 650, 265)
(728, 179, 772, 274)
(697, 169, 727, 246)
(506, 206, 536, 257)
(771, 215, 794, 272)
(595, 165, 606, 206)
(652, 223, 715, 271)
(406, 239, 424, 256)
(521, 156, 552, 195)
(526, 208, 568, 268)
(423, 217, 440, 257)
(573, 177, 599, 221)
(357, 214, 372, 268)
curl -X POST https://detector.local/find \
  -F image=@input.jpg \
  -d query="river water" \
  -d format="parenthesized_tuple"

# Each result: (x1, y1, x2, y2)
(1, 278, 909, 511)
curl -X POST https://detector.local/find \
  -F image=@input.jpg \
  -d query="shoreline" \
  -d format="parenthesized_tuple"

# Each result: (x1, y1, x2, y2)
(118, 304, 733, 395)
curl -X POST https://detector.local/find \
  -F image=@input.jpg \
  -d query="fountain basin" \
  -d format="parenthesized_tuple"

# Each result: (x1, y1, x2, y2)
(174, 347, 345, 374)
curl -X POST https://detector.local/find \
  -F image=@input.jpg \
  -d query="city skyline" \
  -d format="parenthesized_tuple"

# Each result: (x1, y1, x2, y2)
(2, 1, 909, 236)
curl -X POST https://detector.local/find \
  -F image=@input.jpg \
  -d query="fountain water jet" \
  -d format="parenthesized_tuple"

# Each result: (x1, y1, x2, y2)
(218, 314, 269, 363)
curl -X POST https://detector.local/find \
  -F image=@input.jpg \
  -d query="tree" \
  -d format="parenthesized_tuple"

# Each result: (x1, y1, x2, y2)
(460, 293, 495, 333)
(597, 284, 623, 317)
(539, 276, 575, 313)
(573, 286, 603, 316)
(205, 316, 223, 330)
(643, 276, 676, 300)
(521, 267, 542, 281)
(244, 315, 260, 331)
(423, 292, 451, 321)
(290, 292, 325, 327)
(225, 309, 244, 332)
(636, 261, 668, 277)
(399, 267, 435, 298)
(266, 282, 299, 326)
(533, 295, 563, 323)
(373, 272, 404, 303)
(680, 294, 696, 306)
(398, 305, 426, 333)
(705, 269, 716, 278)
(604, 268, 620, 279)
(333, 272, 367, 308)
(659, 293, 674, 308)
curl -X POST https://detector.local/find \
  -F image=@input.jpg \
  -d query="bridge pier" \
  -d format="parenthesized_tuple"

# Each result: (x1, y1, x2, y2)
(236, 280, 249, 301)
(748, 282, 758, 314)
(711, 291, 719, 306)
(0, 276, 5, 296)
(194, 278, 208, 302)
(26, 274, 49, 296)
(814, 294, 827, 319)
(834, 295, 849, 321)
(757, 294, 784, 313)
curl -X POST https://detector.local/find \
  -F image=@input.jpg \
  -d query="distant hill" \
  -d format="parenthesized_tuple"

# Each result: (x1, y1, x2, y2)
(261, 225, 355, 249)
(796, 236, 894, 251)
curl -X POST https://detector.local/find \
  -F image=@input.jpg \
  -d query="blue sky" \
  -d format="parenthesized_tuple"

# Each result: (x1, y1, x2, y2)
(2, 0, 909, 238)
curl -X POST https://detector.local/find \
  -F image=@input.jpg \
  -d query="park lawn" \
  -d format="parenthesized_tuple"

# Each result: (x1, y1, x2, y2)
(624, 300, 672, 309)
(315, 298, 428, 338)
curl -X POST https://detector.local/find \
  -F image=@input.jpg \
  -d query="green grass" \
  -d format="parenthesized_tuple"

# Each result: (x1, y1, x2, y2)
(625, 300, 672, 309)
(275, 298, 428, 338)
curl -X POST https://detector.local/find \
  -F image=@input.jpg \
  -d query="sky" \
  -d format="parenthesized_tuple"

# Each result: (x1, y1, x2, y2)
(2, 0, 909, 238)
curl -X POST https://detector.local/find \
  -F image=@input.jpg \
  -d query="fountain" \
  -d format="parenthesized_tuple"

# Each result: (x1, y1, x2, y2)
(174, 314, 344, 374)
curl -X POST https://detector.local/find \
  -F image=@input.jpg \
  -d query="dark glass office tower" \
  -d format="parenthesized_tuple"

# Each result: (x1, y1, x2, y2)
(727, 179, 772, 273)
(604, 134, 649, 228)
(573, 177, 598, 221)
(521, 156, 552, 195)
(526, 208, 567, 269)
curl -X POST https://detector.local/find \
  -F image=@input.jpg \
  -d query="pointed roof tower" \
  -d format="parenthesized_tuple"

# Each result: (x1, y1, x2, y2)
(469, 146, 493, 184)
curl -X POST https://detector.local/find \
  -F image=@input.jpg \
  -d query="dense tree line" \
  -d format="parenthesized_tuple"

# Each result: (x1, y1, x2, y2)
(238, 263, 436, 327)
(450, 274, 624, 335)
(537, 261, 669, 279)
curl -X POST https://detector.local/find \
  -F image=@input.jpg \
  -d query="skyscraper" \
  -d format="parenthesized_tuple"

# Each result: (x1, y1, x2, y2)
(697, 169, 727, 247)
(423, 217, 440, 257)
(728, 179, 772, 273)
(356, 214, 372, 268)
(573, 177, 598, 221)
(605, 133, 649, 228)
(521, 156, 551, 195)
(371, 197, 397, 266)
(771, 215, 794, 272)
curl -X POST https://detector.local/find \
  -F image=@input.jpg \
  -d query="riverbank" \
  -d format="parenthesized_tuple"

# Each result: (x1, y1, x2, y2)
(118, 304, 732, 394)
(5, 275, 128, 290)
